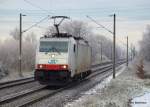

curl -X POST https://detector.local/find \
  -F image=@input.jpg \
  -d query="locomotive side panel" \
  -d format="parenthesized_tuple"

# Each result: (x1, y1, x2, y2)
(75, 44, 91, 75)
(68, 38, 76, 77)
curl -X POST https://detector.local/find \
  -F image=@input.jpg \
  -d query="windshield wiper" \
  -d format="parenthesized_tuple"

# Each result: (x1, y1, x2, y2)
(51, 47, 61, 54)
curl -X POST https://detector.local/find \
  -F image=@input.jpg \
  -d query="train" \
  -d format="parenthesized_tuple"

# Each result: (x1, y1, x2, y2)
(34, 16, 92, 85)
(34, 33, 92, 85)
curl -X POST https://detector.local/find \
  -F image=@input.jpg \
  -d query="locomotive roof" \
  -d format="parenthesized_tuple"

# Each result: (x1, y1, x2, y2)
(41, 33, 89, 45)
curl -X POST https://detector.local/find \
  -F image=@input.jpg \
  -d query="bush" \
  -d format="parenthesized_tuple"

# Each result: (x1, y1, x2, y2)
(136, 59, 144, 79)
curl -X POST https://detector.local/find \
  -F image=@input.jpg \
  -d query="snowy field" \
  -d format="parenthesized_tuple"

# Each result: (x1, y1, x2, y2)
(65, 60, 150, 107)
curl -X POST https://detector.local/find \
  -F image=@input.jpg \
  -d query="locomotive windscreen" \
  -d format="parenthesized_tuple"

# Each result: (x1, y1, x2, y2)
(39, 41, 68, 52)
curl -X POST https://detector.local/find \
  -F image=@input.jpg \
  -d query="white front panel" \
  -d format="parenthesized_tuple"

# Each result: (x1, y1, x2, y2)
(37, 52, 68, 64)
(35, 38, 70, 68)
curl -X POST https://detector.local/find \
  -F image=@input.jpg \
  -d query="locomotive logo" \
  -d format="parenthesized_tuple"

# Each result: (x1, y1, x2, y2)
(48, 59, 58, 64)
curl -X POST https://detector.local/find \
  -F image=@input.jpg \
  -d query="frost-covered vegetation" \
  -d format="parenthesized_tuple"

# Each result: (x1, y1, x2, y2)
(140, 25, 150, 61)
(0, 29, 37, 75)
(65, 61, 150, 107)
(0, 20, 123, 76)
(46, 20, 124, 63)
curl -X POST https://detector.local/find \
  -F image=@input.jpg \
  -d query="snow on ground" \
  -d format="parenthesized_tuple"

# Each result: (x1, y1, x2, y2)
(65, 60, 150, 107)
(0, 70, 34, 83)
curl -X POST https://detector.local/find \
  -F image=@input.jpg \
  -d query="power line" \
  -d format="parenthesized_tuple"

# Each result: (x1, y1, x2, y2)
(94, 29, 127, 47)
(36, 25, 48, 29)
(1, 5, 150, 13)
(87, 15, 113, 34)
(23, 0, 53, 14)
(23, 15, 50, 33)
(18, 6, 150, 11)
(0, 7, 149, 19)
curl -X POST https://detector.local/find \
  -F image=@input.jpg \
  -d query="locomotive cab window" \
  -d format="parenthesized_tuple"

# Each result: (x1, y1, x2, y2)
(39, 41, 68, 53)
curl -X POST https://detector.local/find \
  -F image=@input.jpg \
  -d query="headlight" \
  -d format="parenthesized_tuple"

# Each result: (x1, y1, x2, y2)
(37, 64, 44, 69)
(60, 65, 68, 69)
(39, 65, 43, 68)
(51, 54, 55, 58)
(62, 65, 67, 69)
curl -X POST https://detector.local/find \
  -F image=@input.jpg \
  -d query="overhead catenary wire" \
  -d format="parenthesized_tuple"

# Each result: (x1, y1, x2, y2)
(87, 15, 113, 34)
(36, 25, 48, 29)
(87, 15, 127, 57)
(0, 6, 149, 19)
(89, 16, 128, 48)
(18, 6, 150, 12)
(23, 15, 50, 33)
(0, 2, 149, 17)
(23, 0, 53, 14)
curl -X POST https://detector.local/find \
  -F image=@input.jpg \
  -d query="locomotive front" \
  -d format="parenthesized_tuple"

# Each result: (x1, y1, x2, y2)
(34, 38, 71, 85)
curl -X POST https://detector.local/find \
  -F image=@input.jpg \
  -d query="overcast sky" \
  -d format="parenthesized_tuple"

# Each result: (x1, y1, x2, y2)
(0, 0, 150, 47)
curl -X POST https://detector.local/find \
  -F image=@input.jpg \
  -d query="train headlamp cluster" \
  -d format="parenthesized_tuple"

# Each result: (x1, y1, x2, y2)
(37, 64, 68, 70)
(38, 64, 45, 69)
(60, 65, 68, 69)
(39, 65, 43, 68)
(51, 54, 55, 58)
(62, 65, 67, 69)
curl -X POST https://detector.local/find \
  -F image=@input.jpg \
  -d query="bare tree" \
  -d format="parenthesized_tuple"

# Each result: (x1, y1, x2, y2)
(62, 21, 91, 38)
(0, 28, 37, 75)
(140, 25, 150, 61)
(45, 26, 56, 37)
(45, 20, 92, 38)
(0, 38, 19, 71)
(10, 28, 20, 40)
(22, 32, 37, 71)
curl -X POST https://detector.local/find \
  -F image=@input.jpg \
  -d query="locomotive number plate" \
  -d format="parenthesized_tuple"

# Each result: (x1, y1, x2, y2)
(48, 59, 58, 64)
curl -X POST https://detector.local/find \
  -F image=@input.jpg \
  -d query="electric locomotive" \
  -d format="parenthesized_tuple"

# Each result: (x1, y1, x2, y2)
(34, 16, 92, 85)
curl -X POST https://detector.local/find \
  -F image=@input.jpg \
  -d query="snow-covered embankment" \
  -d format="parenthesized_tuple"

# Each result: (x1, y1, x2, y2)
(65, 61, 150, 107)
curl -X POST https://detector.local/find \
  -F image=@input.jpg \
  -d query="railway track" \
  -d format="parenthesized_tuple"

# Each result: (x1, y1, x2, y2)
(0, 60, 119, 90)
(0, 77, 34, 89)
(0, 60, 126, 107)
